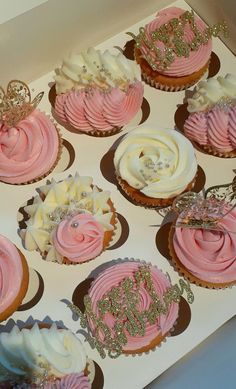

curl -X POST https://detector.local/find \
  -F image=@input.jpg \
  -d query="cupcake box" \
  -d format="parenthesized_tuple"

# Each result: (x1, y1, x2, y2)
(1, 1, 236, 388)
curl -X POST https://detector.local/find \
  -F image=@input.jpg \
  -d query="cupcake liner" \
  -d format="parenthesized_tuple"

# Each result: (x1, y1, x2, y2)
(134, 47, 209, 92)
(87, 257, 180, 356)
(116, 174, 196, 209)
(201, 144, 236, 158)
(0, 248, 29, 322)
(4, 114, 63, 186)
(82, 126, 122, 137)
(168, 224, 236, 290)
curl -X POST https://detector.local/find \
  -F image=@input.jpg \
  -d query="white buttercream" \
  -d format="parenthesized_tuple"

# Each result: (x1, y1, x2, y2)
(187, 73, 236, 113)
(54, 47, 141, 94)
(21, 173, 114, 262)
(0, 324, 86, 382)
(114, 125, 197, 199)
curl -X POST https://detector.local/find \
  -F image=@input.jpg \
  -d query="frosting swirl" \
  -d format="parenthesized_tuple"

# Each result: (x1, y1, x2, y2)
(139, 7, 212, 76)
(55, 81, 143, 132)
(0, 324, 87, 382)
(54, 47, 141, 94)
(114, 125, 197, 198)
(0, 110, 59, 184)
(0, 235, 24, 318)
(53, 213, 104, 263)
(20, 174, 115, 263)
(45, 373, 91, 389)
(88, 261, 179, 351)
(173, 208, 236, 283)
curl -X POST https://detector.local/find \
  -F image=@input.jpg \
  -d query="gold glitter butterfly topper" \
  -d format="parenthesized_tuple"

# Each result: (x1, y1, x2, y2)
(128, 9, 228, 70)
(0, 80, 44, 127)
(172, 177, 236, 233)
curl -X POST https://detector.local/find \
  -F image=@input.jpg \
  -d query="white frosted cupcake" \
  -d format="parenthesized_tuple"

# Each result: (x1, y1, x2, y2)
(114, 124, 198, 207)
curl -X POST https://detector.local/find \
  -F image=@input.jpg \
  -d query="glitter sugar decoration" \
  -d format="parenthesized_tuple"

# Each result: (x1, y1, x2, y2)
(172, 177, 236, 233)
(66, 266, 194, 359)
(0, 80, 44, 128)
(128, 10, 228, 71)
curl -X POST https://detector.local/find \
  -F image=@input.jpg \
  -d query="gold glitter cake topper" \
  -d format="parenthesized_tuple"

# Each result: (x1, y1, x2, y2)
(128, 10, 228, 70)
(66, 265, 194, 359)
(172, 177, 236, 233)
(0, 80, 44, 128)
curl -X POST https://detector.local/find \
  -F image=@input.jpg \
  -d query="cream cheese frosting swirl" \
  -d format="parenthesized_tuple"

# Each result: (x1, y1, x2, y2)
(173, 207, 236, 283)
(0, 235, 24, 317)
(139, 7, 212, 77)
(114, 125, 197, 198)
(88, 261, 179, 351)
(0, 324, 87, 382)
(20, 174, 115, 263)
(0, 110, 60, 184)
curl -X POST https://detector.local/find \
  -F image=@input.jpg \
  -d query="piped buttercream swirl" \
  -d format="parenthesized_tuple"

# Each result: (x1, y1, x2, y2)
(45, 373, 91, 389)
(173, 208, 236, 283)
(0, 324, 87, 383)
(0, 109, 59, 184)
(0, 235, 24, 316)
(20, 173, 115, 263)
(88, 261, 179, 351)
(114, 125, 197, 198)
(139, 7, 212, 77)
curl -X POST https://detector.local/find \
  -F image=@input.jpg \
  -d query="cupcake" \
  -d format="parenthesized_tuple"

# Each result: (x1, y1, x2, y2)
(0, 323, 94, 388)
(52, 47, 144, 136)
(169, 194, 236, 288)
(184, 74, 236, 157)
(0, 234, 29, 322)
(0, 80, 61, 184)
(84, 260, 179, 355)
(114, 124, 198, 207)
(132, 7, 227, 91)
(20, 173, 117, 264)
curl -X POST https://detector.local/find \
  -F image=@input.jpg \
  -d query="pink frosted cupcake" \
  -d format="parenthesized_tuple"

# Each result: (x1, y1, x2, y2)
(184, 74, 236, 157)
(86, 260, 179, 355)
(52, 47, 144, 136)
(0, 234, 29, 322)
(0, 80, 61, 184)
(169, 195, 236, 288)
(132, 7, 227, 91)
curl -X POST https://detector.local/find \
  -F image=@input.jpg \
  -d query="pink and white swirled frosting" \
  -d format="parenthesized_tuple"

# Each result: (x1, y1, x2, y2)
(173, 208, 236, 283)
(45, 373, 91, 389)
(55, 82, 143, 132)
(184, 75, 236, 152)
(139, 7, 212, 76)
(0, 235, 24, 317)
(88, 261, 179, 351)
(53, 214, 104, 263)
(0, 109, 59, 184)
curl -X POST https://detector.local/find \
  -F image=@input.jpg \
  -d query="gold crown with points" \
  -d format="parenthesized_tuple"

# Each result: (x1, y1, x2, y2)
(0, 80, 44, 127)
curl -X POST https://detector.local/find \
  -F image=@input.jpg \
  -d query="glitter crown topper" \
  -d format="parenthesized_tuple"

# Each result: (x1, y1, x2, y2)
(128, 10, 228, 70)
(67, 265, 194, 359)
(0, 80, 44, 127)
(172, 177, 236, 233)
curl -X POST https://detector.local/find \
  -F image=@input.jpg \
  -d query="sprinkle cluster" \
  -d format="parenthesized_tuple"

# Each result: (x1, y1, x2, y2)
(129, 10, 228, 70)
(68, 266, 194, 358)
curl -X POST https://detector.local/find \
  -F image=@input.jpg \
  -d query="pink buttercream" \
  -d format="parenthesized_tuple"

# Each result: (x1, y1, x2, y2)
(0, 109, 59, 184)
(88, 261, 179, 352)
(173, 208, 236, 283)
(140, 7, 212, 76)
(0, 235, 23, 315)
(53, 214, 104, 263)
(45, 373, 91, 389)
(184, 105, 236, 152)
(54, 81, 143, 132)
